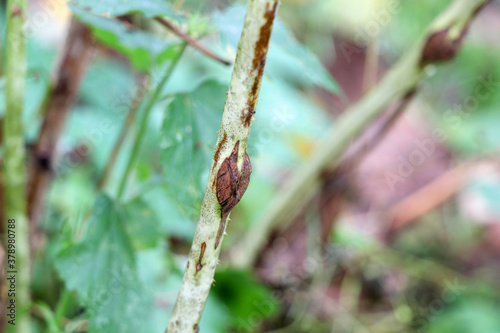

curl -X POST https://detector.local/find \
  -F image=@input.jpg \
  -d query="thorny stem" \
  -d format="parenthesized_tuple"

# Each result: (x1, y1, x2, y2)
(230, 0, 491, 268)
(116, 43, 187, 200)
(3, 0, 31, 331)
(165, 1, 279, 332)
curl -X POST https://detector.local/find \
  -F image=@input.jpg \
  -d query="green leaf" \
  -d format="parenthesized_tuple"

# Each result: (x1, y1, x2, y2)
(72, 7, 179, 70)
(427, 298, 500, 333)
(213, 4, 339, 94)
(142, 186, 196, 239)
(213, 269, 279, 332)
(160, 81, 226, 218)
(69, 0, 180, 18)
(124, 198, 160, 250)
(55, 194, 152, 333)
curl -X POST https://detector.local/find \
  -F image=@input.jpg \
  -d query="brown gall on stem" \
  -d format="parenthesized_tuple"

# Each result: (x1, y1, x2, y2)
(214, 141, 252, 249)
(419, 0, 492, 69)
(196, 242, 207, 273)
(242, 2, 278, 127)
(421, 28, 467, 65)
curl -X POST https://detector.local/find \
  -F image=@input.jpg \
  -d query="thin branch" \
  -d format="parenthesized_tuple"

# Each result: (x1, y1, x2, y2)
(154, 17, 231, 66)
(166, 1, 279, 331)
(361, 37, 380, 93)
(3, 0, 30, 331)
(317, 89, 417, 246)
(28, 19, 94, 223)
(97, 74, 150, 190)
(384, 147, 500, 236)
(341, 89, 417, 170)
(116, 43, 187, 200)
(230, 0, 491, 268)
(385, 164, 470, 235)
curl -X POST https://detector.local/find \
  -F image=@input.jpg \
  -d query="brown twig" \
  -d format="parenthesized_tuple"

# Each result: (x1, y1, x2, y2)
(383, 146, 500, 237)
(385, 163, 471, 236)
(341, 89, 417, 172)
(317, 90, 417, 245)
(154, 17, 231, 66)
(28, 19, 94, 224)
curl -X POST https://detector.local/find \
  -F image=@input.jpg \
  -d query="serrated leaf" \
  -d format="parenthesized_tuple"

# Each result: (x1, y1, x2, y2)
(55, 194, 152, 333)
(160, 81, 226, 218)
(72, 7, 178, 70)
(69, 0, 181, 19)
(213, 4, 339, 94)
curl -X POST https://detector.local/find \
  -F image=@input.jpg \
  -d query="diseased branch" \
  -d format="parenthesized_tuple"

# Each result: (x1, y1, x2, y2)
(154, 17, 231, 66)
(28, 19, 94, 223)
(3, 0, 31, 331)
(165, 1, 279, 332)
(230, 0, 492, 268)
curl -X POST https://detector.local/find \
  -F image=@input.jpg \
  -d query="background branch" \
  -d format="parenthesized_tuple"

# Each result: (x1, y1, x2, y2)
(97, 74, 150, 190)
(230, 0, 491, 268)
(116, 44, 186, 200)
(28, 19, 94, 224)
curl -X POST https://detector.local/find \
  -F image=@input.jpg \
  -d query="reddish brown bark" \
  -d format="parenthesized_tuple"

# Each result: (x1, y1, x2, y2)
(28, 19, 94, 224)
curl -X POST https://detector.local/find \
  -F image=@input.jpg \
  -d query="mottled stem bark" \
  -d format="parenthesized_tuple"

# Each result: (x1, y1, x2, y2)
(165, 1, 279, 332)
(230, 0, 491, 268)
(3, 0, 31, 331)
(28, 19, 94, 223)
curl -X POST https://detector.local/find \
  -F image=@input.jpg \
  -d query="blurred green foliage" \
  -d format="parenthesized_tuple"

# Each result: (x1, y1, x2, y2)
(2, 0, 500, 332)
